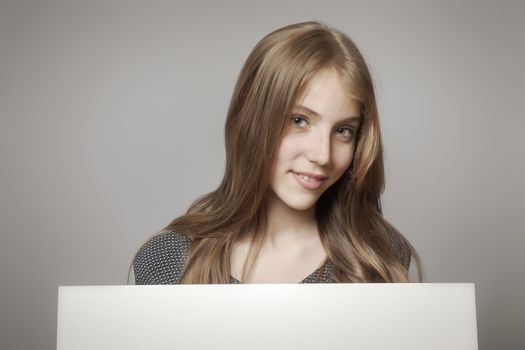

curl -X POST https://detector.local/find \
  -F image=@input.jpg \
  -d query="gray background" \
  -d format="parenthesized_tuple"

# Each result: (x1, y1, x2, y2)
(1, 0, 523, 349)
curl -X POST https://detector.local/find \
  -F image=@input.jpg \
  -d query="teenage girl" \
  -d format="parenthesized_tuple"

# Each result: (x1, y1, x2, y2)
(130, 21, 422, 284)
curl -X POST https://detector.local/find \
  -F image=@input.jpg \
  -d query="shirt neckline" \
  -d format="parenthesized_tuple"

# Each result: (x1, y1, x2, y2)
(229, 260, 330, 284)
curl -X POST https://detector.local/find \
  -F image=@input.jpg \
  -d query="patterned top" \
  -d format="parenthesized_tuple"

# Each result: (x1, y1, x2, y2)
(131, 231, 410, 284)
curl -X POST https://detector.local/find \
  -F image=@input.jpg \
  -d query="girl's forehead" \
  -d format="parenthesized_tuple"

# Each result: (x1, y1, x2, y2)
(296, 67, 361, 106)
(294, 69, 360, 112)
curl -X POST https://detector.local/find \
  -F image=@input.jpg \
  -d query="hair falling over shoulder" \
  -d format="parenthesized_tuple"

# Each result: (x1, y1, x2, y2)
(163, 21, 422, 283)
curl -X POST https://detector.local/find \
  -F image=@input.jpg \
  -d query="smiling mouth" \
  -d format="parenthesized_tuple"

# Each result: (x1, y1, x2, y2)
(292, 171, 326, 190)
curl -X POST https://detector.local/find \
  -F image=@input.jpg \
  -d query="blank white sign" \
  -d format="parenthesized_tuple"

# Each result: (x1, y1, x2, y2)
(57, 283, 478, 350)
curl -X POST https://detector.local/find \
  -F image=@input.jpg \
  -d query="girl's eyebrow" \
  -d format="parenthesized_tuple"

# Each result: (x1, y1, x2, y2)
(293, 105, 362, 123)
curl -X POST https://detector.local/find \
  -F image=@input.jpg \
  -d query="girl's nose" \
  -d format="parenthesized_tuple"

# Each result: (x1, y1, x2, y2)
(305, 131, 331, 166)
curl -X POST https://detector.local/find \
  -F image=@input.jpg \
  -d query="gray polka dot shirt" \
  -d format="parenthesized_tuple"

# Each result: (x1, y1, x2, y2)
(130, 231, 410, 284)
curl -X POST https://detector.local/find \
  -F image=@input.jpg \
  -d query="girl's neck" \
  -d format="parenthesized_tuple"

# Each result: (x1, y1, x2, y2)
(262, 192, 319, 249)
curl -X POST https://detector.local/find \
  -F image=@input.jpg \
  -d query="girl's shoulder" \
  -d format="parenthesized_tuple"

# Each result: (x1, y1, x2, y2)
(388, 232, 412, 271)
(132, 231, 191, 284)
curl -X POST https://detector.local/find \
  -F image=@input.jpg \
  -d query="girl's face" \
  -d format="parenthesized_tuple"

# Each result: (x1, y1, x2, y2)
(269, 67, 362, 212)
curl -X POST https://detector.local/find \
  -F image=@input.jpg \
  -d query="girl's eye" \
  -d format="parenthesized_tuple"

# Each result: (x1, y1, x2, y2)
(335, 127, 355, 140)
(290, 115, 308, 128)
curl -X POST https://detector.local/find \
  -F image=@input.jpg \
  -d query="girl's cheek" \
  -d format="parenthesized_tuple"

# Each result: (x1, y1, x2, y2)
(333, 144, 355, 168)
(277, 135, 304, 160)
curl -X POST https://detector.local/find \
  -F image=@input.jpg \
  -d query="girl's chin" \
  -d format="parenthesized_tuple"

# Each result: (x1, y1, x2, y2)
(280, 198, 318, 212)
(267, 189, 319, 212)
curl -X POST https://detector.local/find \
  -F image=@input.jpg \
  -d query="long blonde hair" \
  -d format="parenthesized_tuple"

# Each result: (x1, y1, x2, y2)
(163, 21, 421, 283)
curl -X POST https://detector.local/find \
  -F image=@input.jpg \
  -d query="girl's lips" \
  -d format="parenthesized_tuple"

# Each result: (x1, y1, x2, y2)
(292, 171, 324, 190)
